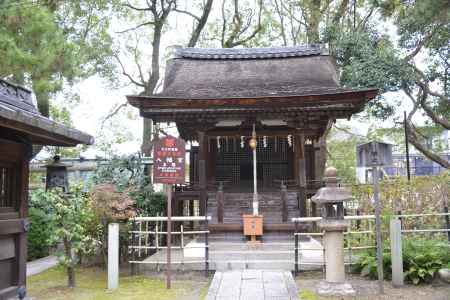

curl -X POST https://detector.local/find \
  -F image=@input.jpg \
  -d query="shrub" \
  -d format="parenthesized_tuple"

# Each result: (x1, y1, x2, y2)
(353, 237, 450, 284)
(352, 249, 392, 280)
(403, 238, 450, 284)
(46, 185, 97, 288)
(28, 189, 57, 260)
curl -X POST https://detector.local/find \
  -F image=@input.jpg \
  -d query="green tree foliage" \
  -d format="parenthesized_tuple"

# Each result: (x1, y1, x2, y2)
(0, 0, 116, 117)
(46, 186, 96, 288)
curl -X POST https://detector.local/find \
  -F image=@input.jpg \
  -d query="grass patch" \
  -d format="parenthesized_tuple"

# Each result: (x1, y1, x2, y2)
(28, 266, 207, 300)
(299, 289, 318, 300)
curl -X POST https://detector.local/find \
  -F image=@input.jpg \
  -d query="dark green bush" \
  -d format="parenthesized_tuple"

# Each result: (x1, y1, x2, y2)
(27, 189, 57, 261)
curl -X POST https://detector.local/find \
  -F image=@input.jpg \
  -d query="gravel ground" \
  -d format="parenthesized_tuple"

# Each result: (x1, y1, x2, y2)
(296, 271, 450, 300)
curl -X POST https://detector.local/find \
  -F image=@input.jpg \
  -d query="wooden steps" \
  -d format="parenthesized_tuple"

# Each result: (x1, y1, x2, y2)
(207, 192, 302, 229)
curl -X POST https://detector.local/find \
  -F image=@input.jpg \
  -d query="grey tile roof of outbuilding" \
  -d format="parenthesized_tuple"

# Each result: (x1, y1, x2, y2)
(0, 79, 94, 146)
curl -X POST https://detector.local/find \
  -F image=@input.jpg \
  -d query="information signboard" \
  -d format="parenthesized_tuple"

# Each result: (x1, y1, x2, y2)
(153, 136, 186, 184)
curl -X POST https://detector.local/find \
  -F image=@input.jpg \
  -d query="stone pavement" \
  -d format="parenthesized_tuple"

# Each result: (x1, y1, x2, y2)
(205, 270, 300, 300)
(27, 255, 58, 277)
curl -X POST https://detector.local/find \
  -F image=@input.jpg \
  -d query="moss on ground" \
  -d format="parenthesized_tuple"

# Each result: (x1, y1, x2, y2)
(28, 266, 208, 300)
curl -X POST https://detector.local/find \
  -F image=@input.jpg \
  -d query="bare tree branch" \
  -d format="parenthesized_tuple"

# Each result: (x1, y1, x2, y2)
(186, 0, 214, 47)
(101, 102, 128, 129)
(124, 1, 153, 11)
(174, 8, 201, 20)
(114, 54, 145, 87)
(223, 0, 263, 48)
(115, 21, 155, 34)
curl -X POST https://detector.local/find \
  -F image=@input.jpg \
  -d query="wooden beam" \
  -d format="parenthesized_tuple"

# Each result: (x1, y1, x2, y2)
(128, 89, 378, 110)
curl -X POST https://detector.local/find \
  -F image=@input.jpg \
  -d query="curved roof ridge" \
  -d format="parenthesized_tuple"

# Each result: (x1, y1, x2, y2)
(175, 44, 326, 60)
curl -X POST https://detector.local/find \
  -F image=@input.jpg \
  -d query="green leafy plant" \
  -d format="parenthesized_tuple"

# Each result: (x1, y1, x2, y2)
(354, 237, 450, 284)
(46, 185, 96, 288)
(352, 249, 392, 280)
(403, 238, 450, 284)
(28, 189, 57, 260)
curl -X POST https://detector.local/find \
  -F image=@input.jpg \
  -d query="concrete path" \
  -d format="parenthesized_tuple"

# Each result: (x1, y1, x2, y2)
(27, 255, 58, 277)
(205, 270, 300, 300)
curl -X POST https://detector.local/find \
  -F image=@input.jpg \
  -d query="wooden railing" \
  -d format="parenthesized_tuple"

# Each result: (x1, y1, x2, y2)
(128, 216, 211, 276)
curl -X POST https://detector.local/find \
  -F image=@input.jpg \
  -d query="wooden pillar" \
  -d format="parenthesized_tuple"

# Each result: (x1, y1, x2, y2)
(217, 183, 224, 223)
(198, 131, 207, 216)
(17, 155, 30, 292)
(281, 182, 288, 222)
(295, 133, 307, 217)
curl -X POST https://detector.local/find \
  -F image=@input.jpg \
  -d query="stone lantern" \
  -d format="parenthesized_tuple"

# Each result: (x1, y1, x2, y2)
(312, 166, 355, 296)
(45, 155, 69, 192)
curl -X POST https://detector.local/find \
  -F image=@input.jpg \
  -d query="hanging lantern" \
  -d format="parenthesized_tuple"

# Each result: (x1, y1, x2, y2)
(217, 136, 221, 151)
(249, 137, 257, 150)
(45, 155, 69, 192)
(263, 136, 268, 148)
(240, 136, 245, 148)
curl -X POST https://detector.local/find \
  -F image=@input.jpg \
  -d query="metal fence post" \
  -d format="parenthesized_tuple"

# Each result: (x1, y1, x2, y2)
(390, 218, 404, 287)
(294, 221, 299, 276)
(205, 215, 209, 277)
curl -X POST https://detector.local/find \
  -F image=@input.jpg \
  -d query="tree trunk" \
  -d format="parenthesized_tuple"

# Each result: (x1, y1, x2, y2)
(142, 118, 153, 156)
(63, 237, 76, 288)
(306, 0, 321, 43)
(34, 90, 50, 117)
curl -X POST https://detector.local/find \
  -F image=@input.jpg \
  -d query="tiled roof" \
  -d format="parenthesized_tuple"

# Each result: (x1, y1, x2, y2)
(175, 45, 324, 60)
(0, 79, 93, 146)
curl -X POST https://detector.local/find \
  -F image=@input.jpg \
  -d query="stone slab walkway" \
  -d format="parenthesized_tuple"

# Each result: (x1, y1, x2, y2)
(205, 270, 300, 300)
(27, 255, 58, 277)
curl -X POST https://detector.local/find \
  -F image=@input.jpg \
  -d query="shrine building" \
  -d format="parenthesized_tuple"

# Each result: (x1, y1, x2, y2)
(127, 45, 377, 232)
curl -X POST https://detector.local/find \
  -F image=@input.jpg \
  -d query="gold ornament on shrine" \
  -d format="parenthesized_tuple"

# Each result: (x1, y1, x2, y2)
(249, 137, 257, 150)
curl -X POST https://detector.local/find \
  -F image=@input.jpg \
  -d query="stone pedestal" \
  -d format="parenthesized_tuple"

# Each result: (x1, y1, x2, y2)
(317, 219, 355, 296)
(323, 231, 345, 283)
(317, 281, 355, 297)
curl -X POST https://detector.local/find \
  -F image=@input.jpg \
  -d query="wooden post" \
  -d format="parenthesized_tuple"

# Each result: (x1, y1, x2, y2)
(131, 221, 137, 276)
(108, 223, 119, 290)
(443, 205, 450, 242)
(281, 182, 288, 222)
(390, 219, 404, 287)
(296, 133, 307, 217)
(17, 158, 29, 292)
(198, 131, 207, 216)
(373, 165, 384, 294)
(294, 221, 299, 276)
(166, 184, 172, 289)
(217, 182, 224, 223)
(205, 215, 209, 277)
(189, 200, 194, 229)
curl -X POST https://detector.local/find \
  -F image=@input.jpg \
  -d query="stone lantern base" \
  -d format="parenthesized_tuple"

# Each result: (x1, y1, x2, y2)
(317, 281, 355, 297)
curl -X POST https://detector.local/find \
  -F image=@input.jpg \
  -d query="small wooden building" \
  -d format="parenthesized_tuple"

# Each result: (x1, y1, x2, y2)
(0, 79, 93, 299)
(127, 45, 377, 232)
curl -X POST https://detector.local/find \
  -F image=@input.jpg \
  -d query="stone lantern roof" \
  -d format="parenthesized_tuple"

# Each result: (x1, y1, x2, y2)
(311, 167, 353, 205)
